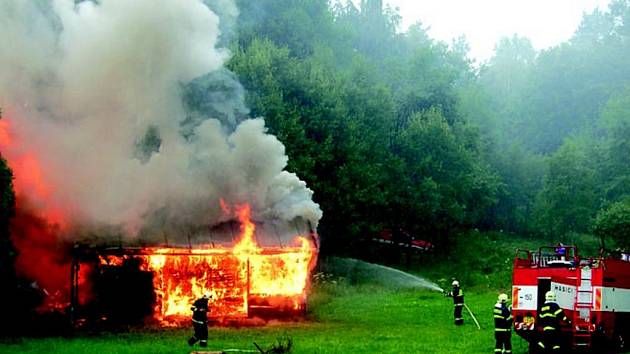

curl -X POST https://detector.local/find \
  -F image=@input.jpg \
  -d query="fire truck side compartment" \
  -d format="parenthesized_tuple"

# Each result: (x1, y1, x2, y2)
(512, 245, 630, 351)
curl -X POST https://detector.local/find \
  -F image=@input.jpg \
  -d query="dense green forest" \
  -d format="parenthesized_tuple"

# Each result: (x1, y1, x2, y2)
(228, 0, 630, 252)
(2, 0, 630, 255)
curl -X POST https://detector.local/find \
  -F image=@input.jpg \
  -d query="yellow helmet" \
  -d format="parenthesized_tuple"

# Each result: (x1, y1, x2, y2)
(498, 293, 508, 303)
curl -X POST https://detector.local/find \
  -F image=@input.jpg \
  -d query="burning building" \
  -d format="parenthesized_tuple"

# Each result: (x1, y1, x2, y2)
(0, 0, 322, 327)
(71, 204, 318, 326)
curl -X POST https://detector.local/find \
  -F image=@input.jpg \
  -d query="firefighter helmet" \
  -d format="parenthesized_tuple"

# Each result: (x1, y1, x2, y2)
(452, 280, 459, 287)
(498, 293, 508, 303)
(203, 291, 212, 299)
(545, 291, 556, 301)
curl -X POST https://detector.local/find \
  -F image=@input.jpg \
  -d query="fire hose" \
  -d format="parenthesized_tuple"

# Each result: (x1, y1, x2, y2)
(464, 303, 481, 330)
(442, 289, 481, 330)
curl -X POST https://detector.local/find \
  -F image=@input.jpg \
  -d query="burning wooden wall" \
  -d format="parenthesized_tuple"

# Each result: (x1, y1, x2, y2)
(73, 205, 318, 326)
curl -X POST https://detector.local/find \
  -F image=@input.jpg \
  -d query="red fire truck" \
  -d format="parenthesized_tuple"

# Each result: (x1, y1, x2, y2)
(512, 245, 630, 352)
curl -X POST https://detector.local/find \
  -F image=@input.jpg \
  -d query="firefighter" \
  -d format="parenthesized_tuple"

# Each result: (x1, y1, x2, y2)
(445, 280, 465, 325)
(188, 292, 211, 347)
(536, 291, 569, 353)
(494, 293, 512, 354)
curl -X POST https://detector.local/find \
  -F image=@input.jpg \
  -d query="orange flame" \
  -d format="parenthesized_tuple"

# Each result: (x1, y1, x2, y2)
(0, 116, 67, 229)
(99, 204, 317, 325)
(1, 115, 73, 310)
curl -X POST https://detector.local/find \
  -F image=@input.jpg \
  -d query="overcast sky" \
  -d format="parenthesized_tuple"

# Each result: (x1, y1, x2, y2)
(383, 0, 611, 62)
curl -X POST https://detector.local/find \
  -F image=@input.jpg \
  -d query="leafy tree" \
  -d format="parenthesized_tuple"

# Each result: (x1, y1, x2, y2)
(522, 1, 630, 153)
(332, 0, 402, 61)
(474, 1, 630, 236)
(236, 0, 341, 59)
(478, 35, 535, 146)
(229, 37, 400, 250)
(598, 88, 630, 200)
(594, 198, 630, 250)
(534, 138, 599, 237)
(395, 109, 500, 241)
(486, 144, 545, 233)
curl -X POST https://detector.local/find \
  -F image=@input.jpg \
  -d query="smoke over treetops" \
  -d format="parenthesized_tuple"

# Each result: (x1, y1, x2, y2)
(0, 0, 322, 243)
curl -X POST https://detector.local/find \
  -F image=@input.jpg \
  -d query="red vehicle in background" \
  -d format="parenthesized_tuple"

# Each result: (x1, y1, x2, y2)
(373, 228, 433, 251)
(512, 245, 630, 352)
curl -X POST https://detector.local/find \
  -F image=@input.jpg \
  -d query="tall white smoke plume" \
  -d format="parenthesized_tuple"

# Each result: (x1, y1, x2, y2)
(0, 0, 322, 243)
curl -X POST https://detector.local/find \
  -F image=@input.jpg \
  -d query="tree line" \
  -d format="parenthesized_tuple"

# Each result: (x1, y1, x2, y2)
(229, 0, 630, 251)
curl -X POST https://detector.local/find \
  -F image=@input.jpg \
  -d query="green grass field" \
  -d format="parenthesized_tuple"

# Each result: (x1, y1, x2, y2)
(0, 283, 532, 353)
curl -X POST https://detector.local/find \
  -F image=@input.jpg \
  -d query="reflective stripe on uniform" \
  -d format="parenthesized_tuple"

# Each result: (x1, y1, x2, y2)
(494, 350, 502, 353)
(538, 342, 545, 348)
(455, 303, 464, 307)
(554, 309, 563, 315)
(495, 328, 510, 332)
(540, 313, 555, 318)
(192, 319, 205, 324)
(543, 326, 556, 331)
(494, 315, 505, 319)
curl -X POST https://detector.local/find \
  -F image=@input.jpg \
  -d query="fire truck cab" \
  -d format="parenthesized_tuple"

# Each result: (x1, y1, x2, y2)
(512, 245, 630, 352)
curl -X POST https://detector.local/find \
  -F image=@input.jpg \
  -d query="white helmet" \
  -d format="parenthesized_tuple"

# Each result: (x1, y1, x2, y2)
(545, 291, 556, 301)
(498, 293, 508, 303)
(203, 291, 212, 299)
(452, 280, 459, 287)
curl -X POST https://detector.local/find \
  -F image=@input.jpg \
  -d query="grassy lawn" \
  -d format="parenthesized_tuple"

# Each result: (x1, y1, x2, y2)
(0, 283, 531, 354)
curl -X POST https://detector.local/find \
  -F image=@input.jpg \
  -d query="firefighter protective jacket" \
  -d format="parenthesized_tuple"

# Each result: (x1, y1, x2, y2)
(449, 287, 464, 306)
(493, 302, 512, 332)
(537, 301, 567, 331)
(191, 297, 209, 324)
